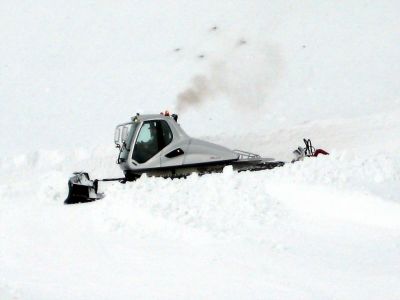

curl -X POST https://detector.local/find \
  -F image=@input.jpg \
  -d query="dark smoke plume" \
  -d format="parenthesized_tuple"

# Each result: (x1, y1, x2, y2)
(176, 42, 283, 112)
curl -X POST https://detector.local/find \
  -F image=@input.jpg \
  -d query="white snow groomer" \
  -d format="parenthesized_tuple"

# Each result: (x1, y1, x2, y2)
(65, 112, 326, 204)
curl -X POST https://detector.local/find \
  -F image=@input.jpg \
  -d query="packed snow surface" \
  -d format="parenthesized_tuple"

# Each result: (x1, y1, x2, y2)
(1, 0, 400, 299)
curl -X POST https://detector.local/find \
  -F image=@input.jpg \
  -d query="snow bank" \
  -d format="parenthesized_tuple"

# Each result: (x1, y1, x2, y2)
(2, 130, 400, 299)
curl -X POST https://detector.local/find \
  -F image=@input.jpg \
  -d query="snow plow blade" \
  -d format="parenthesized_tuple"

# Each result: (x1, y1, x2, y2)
(64, 172, 104, 205)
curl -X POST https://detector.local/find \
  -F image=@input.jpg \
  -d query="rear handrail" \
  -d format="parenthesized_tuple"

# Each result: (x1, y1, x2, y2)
(233, 149, 261, 160)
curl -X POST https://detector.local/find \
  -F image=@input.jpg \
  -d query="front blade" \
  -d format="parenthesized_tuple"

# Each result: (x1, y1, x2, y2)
(64, 172, 104, 204)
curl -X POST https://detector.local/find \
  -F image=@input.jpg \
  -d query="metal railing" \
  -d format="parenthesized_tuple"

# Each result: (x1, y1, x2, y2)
(233, 149, 261, 160)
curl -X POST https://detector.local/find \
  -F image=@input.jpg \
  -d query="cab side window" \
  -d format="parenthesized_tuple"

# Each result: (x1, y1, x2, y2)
(160, 120, 173, 146)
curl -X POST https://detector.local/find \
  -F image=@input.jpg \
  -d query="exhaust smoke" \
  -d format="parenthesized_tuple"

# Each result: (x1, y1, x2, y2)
(176, 42, 283, 112)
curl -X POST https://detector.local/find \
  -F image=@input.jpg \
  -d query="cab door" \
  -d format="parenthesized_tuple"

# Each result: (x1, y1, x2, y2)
(132, 120, 177, 168)
(131, 120, 163, 168)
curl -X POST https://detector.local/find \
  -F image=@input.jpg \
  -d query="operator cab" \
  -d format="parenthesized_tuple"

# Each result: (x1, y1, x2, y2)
(114, 113, 189, 170)
(114, 112, 239, 177)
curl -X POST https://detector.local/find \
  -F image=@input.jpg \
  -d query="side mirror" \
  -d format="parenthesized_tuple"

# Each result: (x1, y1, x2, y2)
(121, 126, 129, 142)
(114, 127, 121, 144)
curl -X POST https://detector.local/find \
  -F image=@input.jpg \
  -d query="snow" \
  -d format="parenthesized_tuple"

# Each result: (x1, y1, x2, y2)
(1, 0, 400, 299)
